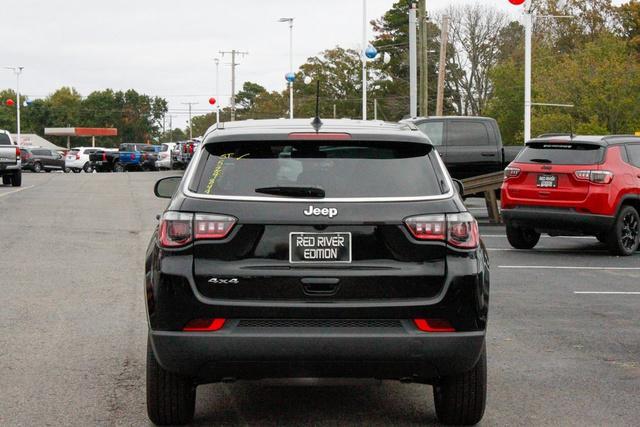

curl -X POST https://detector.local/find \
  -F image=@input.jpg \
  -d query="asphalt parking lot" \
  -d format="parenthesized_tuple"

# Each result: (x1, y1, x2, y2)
(1, 172, 638, 426)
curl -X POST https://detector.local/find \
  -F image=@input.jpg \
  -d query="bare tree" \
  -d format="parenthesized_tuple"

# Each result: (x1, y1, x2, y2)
(444, 4, 509, 116)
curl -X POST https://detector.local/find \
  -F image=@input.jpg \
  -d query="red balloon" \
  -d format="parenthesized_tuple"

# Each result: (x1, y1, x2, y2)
(208, 97, 216, 106)
(508, 0, 526, 5)
(6, 99, 15, 107)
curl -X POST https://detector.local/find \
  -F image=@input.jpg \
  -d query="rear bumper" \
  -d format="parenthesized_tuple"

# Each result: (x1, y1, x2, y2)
(502, 207, 614, 234)
(156, 158, 171, 168)
(149, 324, 485, 383)
(0, 164, 20, 172)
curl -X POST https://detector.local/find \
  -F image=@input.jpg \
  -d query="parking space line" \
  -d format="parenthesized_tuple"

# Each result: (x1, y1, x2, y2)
(0, 185, 34, 199)
(499, 265, 640, 270)
(482, 234, 594, 239)
(574, 291, 640, 295)
(487, 248, 606, 253)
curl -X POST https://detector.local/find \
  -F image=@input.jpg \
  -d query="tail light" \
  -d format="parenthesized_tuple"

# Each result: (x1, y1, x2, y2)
(130, 153, 135, 160)
(75, 153, 80, 160)
(158, 212, 237, 248)
(159, 212, 193, 247)
(404, 212, 479, 249)
(183, 318, 226, 332)
(575, 170, 613, 184)
(15, 147, 20, 158)
(102, 152, 107, 161)
(414, 319, 456, 332)
(194, 214, 237, 239)
(189, 144, 194, 154)
(504, 167, 520, 179)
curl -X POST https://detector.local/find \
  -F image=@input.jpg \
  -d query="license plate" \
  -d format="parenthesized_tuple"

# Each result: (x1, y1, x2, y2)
(289, 232, 352, 264)
(537, 174, 558, 188)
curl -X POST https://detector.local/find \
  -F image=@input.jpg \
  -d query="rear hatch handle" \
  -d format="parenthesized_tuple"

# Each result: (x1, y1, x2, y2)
(300, 278, 340, 296)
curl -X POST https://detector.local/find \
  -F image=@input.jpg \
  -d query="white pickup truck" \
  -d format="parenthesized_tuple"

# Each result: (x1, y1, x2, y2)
(0, 130, 22, 186)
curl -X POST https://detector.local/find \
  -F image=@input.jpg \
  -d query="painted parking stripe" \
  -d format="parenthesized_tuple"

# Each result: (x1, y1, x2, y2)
(482, 234, 594, 239)
(0, 185, 34, 199)
(499, 266, 640, 270)
(574, 291, 640, 295)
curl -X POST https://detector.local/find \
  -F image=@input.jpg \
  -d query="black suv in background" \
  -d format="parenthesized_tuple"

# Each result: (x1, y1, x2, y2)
(407, 116, 522, 179)
(146, 119, 490, 425)
(20, 147, 68, 173)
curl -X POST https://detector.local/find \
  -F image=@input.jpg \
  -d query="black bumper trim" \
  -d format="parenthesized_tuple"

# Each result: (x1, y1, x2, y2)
(149, 324, 485, 383)
(502, 207, 614, 233)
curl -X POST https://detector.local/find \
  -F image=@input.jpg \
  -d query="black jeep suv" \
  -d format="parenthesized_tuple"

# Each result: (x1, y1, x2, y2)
(145, 119, 490, 425)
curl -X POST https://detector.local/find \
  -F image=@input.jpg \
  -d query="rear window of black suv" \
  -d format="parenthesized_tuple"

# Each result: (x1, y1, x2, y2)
(189, 140, 448, 199)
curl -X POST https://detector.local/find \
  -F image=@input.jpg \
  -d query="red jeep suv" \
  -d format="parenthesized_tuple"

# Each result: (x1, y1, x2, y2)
(501, 135, 640, 255)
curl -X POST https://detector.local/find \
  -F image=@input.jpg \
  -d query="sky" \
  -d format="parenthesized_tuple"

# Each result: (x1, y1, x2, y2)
(0, 0, 627, 124)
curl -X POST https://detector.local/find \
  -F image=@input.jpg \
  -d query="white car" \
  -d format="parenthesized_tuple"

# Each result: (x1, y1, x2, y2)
(65, 147, 102, 173)
(156, 142, 177, 170)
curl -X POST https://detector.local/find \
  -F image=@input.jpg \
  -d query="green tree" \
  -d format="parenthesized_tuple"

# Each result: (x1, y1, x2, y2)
(616, 0, 640, 50)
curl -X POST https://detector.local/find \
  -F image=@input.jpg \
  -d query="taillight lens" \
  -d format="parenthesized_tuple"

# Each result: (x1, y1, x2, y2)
(158, 212, 237, 248)
(183, 318, 226, 332)
(159, 212, 193, 247)
(447, 213, 480, 249)
(575, 170, 613, 184)
(15, 147, 20, 158)
(194, 214, 237, 240)
(75, 153, 80, 160)
(102, 152, 107, 161)
(404, 212, 479, 249)
(504, 166, 520, 179)
(404, 214, 446, 241)
(130, 153, 135, 160)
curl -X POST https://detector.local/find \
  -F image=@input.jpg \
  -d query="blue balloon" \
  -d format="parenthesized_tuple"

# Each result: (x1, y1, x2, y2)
(365, 45, 378, 59)
(285, 72, 296, 83)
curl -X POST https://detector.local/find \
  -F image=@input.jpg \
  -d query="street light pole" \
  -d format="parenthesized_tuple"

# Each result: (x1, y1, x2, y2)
(524, 1, 532, 143)
(362, 0, 368, 120)
(2, 66, 23, 145)
(279, 18, 295, 119)
(214, 58, 221, 125)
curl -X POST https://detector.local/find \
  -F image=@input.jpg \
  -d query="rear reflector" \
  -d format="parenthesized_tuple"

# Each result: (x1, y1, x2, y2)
(288, 132, 352, 140)
(183, 318, 226, 332)
(413, 319, 455, 332)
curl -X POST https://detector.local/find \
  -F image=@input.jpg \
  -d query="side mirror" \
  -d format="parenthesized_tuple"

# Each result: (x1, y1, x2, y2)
(154, 176, 182, 199)
(453, 179, 464, 196)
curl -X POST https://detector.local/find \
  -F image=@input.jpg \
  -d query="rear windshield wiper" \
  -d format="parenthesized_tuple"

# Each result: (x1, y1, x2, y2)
(255, 186, 326, 198)
(529, 158, 552, 163)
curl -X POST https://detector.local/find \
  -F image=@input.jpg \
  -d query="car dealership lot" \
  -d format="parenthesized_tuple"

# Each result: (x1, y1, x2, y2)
(1, 173, 638, 426)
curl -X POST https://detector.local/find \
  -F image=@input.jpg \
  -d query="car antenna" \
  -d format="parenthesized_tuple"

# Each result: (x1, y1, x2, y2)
(311, 80, 323, 132)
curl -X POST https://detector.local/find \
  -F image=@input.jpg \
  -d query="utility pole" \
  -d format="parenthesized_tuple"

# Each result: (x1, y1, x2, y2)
(362, 0, 368, 120)
(2, 66, 23, 145)
(182, 102, 198, 139)
(333, 104, 337, 119)
(524, 1, 532, 143)
(409, 4, 418, 118)
(214, 58, 221, 125)
(168, 115, 173, 141)
(374, 99, 378, 120)
(220, 49, 248, 121)
(436, 16, 449, 116)
(419, 0, 428, 117)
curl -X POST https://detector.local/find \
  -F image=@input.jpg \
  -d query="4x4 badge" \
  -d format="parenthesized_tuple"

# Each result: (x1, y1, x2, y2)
(304, 205, 338, 218)
(208, 278, 239, 285)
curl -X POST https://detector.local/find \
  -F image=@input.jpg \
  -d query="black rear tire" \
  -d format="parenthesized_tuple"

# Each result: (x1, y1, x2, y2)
(433, 344, 487, 425)
(11, 171, 22, 187)
(114, 163, 125, 173)
(72, 168, 81, 173)
(146, 337, 196, 426)
(607, 205, 640, 256)
(33, 162, 42, 173)
(506, 222, 540, 249)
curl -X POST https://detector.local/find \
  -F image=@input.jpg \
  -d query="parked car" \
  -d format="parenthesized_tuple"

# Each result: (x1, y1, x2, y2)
(156, 142, 177, 170)
(114, 143, 142, 171)
(21, 147, 67, 173)
(0, 129, 21, 186)
(145, 119, 489, 426)
(140, 145, 161, 171)
(173, 139, 200, 169)
(502, 135, 640, 255)
(406, 117, 522, 180)
(65, 147, 101, 173)
(89, 149, 119, 172)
